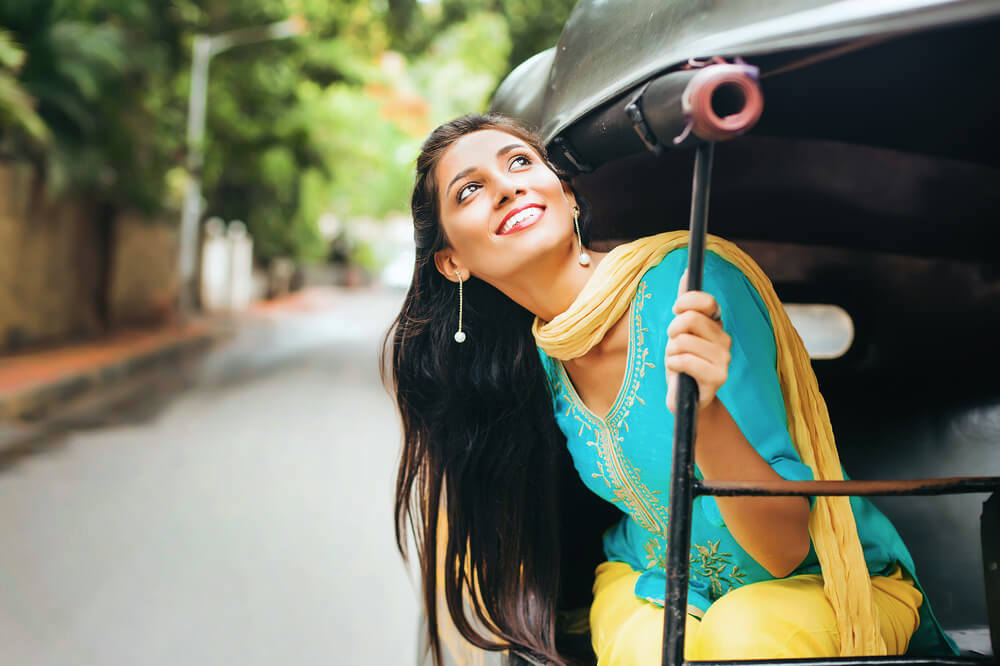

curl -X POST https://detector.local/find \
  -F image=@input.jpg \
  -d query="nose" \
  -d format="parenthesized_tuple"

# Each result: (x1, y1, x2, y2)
(494, 173, 524, 207)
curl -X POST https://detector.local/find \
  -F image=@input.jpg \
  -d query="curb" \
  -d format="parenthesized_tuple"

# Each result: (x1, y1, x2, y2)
(0, 326, 226, 423)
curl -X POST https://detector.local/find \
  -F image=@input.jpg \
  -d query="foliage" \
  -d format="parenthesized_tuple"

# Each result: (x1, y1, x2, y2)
(495, 0, 578, 73)
(0, 30, 50, 149)
(0, 0, 187, 209)
(194, 3, 516, 261)
(0, 0, 572, 264)
(435, 0, 577, 74)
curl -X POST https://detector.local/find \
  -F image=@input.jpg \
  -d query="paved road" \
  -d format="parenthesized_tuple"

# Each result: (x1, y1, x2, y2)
(0, 288, 418, 666)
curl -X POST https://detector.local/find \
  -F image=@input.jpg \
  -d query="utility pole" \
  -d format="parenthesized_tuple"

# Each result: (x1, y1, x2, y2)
(177, 17, 307, 318)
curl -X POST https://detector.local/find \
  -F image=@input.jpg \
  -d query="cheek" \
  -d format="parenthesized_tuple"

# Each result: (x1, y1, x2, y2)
(442, 203, 488, 247)
(544, 177, 571, 205)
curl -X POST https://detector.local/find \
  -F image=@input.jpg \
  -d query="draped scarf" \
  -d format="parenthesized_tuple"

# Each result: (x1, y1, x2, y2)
(533, 231, 887, 656)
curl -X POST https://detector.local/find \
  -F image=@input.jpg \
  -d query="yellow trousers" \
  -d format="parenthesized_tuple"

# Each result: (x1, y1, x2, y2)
(590, 561, 922, 664)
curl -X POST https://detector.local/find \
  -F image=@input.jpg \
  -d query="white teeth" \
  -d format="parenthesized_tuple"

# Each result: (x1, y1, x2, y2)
(500, 207, 540, 234)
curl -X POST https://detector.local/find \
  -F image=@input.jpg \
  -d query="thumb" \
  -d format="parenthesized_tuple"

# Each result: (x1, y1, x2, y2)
(666, 371, 677, 414)
(677, 268, 689, 299)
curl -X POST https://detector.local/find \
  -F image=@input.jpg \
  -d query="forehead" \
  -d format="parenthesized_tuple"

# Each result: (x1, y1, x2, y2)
(434, 129, 534, 187)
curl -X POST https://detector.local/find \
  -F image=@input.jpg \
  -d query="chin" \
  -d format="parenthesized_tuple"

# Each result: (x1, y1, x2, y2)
(502, 228, 573, 271)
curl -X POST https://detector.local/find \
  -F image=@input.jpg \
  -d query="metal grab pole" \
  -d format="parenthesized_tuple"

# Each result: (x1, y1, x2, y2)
(662, 141, 715, 666)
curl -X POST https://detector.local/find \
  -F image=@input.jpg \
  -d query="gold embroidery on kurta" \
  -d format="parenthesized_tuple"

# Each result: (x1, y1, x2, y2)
(644, 538, 748, 600)
(690, 540, 748, 597)
(555, 278, 669, 536)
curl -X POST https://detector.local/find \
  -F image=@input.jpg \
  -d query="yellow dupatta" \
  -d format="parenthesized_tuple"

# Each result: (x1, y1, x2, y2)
(533, 231, 887, 656)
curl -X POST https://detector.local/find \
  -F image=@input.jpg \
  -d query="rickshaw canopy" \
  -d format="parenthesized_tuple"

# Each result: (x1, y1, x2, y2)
(494, 0, 1000, 152)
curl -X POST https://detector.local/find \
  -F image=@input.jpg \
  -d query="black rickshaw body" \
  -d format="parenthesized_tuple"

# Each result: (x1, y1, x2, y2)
(419, 1, 1000, 663)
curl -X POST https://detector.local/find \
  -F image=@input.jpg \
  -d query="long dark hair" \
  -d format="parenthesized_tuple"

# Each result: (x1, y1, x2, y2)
(383, 114, 589, 665)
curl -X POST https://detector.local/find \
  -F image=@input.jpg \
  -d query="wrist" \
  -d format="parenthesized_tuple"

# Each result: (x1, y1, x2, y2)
(699, 395, 723, 417)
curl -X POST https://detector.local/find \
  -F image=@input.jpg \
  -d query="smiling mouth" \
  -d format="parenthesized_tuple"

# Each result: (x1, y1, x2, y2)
(497, 205, 544, 235)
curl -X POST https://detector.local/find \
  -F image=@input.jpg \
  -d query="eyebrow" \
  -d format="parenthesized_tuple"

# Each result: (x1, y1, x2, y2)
(445, 143, 527, 197)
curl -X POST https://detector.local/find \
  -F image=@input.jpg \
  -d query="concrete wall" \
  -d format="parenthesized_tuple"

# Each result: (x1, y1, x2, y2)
(0, 163, 179, 353)
(0, 163, 103, 351)
(107, 212, 178, 328)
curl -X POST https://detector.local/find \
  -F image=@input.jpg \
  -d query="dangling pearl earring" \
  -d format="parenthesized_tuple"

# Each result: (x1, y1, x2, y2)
(453, 271, 466, 343)
(574, 206, 591, 266)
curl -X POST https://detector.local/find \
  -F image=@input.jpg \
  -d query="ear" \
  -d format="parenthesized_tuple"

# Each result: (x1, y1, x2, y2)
(560, 180, 578, 211)
(434, 248, 468, 283)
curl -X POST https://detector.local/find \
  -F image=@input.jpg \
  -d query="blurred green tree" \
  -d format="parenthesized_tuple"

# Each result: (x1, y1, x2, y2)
(437, 0, 575, 74)
(0, 0, 570, 266)
(0, 30, 50, 151)
(0, 0, 187, 210)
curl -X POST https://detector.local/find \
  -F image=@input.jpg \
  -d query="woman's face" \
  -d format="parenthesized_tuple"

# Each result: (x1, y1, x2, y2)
(433, 129, 576, 286)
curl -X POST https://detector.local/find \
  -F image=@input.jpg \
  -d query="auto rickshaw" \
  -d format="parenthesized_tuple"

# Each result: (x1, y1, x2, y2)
(418, 1, 1000, 663)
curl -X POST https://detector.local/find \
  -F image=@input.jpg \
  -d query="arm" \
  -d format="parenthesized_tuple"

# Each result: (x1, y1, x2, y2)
(693, 399, 810, 577)
(666, 265, 810, 578)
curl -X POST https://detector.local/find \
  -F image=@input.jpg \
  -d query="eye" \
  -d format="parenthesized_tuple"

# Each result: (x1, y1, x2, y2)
(457, 182, 480, 203)
(509, 154, 531, 170)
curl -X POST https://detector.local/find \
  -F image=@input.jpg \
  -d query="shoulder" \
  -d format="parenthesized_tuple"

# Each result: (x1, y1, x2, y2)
(637, 244, 775, 343)
(703, 252, 773, 330)
(633, 245, 685, 306)
(636, 245, 748, 303)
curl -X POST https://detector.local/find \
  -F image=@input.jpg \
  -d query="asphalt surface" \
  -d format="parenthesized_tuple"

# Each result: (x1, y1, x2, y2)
(0, 287, 418, 666)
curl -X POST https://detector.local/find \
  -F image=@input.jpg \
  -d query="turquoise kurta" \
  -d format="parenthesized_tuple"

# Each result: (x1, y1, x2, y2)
(538, 248, 955, 656)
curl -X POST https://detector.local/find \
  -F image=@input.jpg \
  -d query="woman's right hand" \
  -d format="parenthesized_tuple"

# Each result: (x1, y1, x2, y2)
(665, 270, 732, 413)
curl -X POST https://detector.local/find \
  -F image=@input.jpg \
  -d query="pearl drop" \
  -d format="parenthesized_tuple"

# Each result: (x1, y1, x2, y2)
(454, 331, 466, 343)
(579, 252, 591, 266)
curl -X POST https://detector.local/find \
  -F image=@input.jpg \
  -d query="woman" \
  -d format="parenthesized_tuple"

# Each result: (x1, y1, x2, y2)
(385, 114, 956, 665)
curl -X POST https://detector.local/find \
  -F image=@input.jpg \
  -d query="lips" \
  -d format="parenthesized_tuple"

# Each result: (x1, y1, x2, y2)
(496, 204, 545, 235)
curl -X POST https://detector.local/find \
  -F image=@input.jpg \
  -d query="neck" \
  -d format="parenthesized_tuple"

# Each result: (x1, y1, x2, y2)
(499, 242, 607, 323)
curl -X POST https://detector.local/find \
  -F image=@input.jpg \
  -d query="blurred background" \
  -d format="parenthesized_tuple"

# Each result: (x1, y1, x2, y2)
(0, 1, 574, 663)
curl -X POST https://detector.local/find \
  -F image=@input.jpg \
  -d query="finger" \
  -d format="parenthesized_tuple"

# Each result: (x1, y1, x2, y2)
(667, 311, 731, 347)
(666, 333, 731, 368)
(666, 352, 727, 384)
(673, 290, 721, 319)
(665, 353, 728, 394)
(677, 269, 689, 298)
